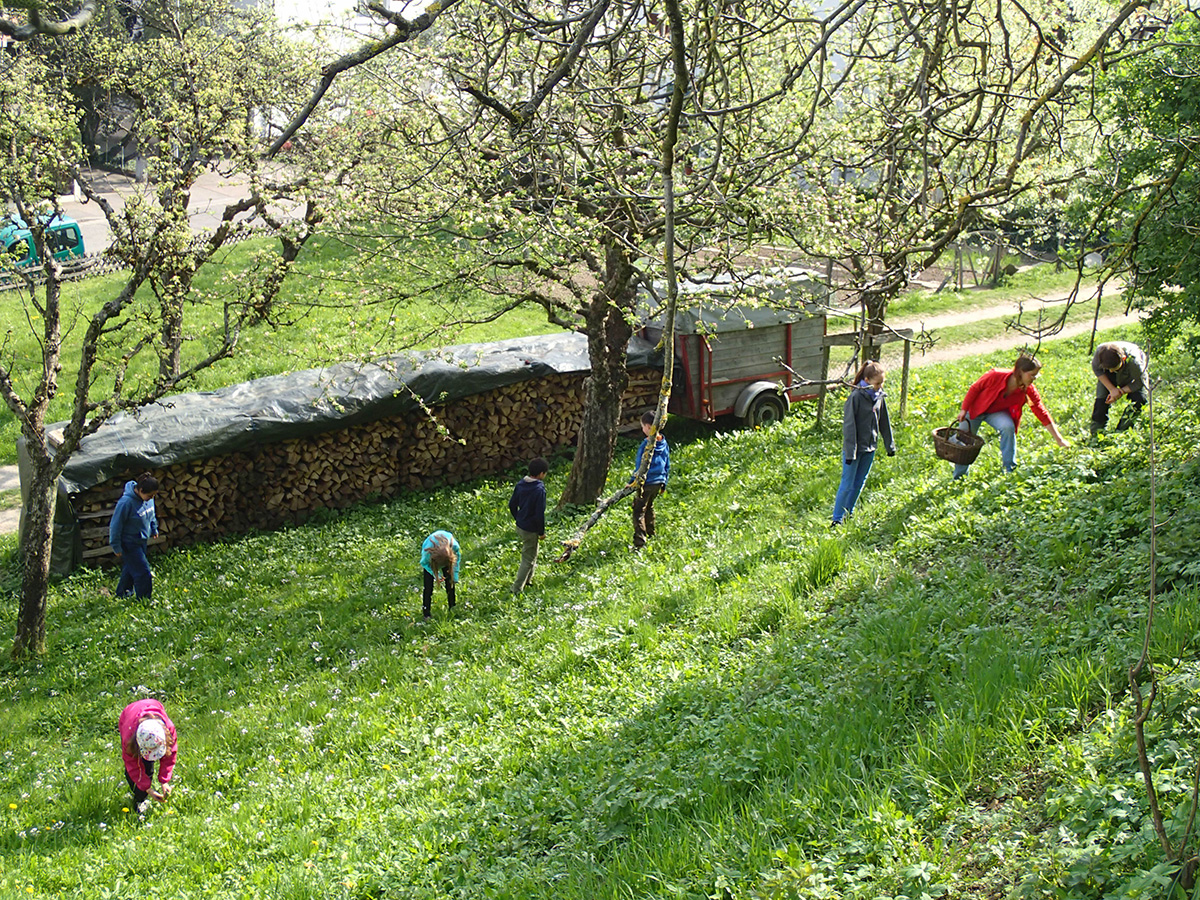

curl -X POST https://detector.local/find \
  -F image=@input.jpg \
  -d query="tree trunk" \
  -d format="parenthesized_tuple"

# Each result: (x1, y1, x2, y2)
(11, 458, 57, 659)
(160, 287, 185, 383)
(862, 287, 887, 363)
(559, 243, 636, 505)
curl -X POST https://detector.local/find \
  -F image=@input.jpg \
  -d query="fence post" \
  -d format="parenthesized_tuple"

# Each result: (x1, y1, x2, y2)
(817, 344, 831, 427)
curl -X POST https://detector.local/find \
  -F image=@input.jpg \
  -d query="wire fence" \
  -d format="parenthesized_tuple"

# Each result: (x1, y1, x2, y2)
(0, 227, 267, 293)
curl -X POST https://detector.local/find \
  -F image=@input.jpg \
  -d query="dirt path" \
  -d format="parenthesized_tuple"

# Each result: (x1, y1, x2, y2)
(887, 285, 1135, 367)
(904, 313, 1134, 367)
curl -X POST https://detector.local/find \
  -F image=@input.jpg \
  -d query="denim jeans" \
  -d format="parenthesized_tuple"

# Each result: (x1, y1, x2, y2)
(953, 412, 1016, 478)
(116, 541, 153, 598)
(832, 450, 876, 523)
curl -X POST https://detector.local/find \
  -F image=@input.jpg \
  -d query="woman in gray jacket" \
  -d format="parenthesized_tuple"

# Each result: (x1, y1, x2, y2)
(832, 362, 896, 526)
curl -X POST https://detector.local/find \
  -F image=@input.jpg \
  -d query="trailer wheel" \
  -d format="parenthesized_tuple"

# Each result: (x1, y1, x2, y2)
(743, 392, 787, 428)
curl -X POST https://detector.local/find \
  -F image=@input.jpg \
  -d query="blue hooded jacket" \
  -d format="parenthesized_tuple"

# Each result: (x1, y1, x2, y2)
(631, 434, 670, 486)
(109, 480, 159, 553)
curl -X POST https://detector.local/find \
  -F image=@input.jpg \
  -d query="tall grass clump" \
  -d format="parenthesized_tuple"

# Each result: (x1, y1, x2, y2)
(1, 324, 1199, 899)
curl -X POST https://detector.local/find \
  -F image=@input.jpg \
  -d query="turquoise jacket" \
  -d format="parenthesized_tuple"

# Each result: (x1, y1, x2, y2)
(420, 530, 462, 582)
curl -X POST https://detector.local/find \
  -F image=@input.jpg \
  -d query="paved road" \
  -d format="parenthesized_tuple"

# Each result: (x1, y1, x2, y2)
(61, 167, 259, 257)
(0, 465, 19, 535)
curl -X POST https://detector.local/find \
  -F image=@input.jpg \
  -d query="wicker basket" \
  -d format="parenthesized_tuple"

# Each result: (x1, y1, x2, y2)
(931, 426, 984, 466)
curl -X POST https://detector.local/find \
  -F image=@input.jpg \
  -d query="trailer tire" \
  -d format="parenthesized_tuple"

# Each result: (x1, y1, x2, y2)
(743, 392, 787, 428)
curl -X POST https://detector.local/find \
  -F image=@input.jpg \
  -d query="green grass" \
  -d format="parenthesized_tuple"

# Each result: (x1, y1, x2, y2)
(887, 263, 1096, 319)
(826, 291, 1137, 381)
(899, 290, 1132, 347)
(2, 323, 1199, 899)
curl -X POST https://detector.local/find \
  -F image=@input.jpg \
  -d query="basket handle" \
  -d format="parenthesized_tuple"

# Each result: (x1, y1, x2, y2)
(944, 423, 969, 445)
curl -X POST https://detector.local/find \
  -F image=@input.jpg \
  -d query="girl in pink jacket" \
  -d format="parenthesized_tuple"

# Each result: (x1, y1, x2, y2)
(119, 699, 177, 812)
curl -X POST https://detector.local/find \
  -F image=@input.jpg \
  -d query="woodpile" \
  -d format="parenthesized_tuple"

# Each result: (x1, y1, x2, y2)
(75, 367, 663, 564)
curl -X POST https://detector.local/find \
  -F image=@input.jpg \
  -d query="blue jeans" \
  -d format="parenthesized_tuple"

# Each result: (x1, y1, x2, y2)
(116, 541, 153, 598)
(832, 451, 875, 523)
(953, 412, 1016, 478)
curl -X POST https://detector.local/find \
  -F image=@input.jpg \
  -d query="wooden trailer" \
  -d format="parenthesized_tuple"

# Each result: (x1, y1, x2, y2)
(641, 293, 827, 427)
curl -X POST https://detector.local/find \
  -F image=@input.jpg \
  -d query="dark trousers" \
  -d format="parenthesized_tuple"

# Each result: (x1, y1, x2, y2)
(126, 757, 154, 804)
(632, 483, 664, 549)
(1091, 390, 1146, 432)
(422, 568, 456, 618)
(116, 541, 152, 598)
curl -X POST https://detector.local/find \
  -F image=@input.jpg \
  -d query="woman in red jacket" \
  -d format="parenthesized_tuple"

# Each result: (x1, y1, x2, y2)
(953, 355, 1070, 478)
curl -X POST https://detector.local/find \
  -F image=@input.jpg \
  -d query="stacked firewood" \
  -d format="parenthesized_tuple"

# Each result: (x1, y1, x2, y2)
(74, 367, 663, 563)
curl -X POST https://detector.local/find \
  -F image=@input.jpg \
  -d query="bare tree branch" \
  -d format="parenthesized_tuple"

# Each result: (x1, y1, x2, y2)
(266, 0, 466, 157)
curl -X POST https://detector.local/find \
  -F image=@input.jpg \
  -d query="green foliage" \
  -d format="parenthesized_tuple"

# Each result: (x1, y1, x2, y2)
(1078, 15, 1200, 347)
(2, 327, 1200, 898)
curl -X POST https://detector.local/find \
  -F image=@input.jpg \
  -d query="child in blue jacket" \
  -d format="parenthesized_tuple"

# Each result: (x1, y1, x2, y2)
(509, 457, 548, 594)
(629, 412, 670, 550)
(109, 473, 160, 598)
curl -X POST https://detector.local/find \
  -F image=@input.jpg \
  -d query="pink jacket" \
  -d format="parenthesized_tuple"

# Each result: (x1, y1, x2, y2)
(119, 699, 177, 792)
(961, 368, 1052, 431)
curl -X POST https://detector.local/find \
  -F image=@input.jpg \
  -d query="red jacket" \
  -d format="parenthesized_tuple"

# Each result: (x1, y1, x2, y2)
(119, 699, 177, 792)
(960, 368, 1052, 431)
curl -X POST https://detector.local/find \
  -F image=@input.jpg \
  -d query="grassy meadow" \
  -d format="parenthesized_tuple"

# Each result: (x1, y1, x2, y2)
(2, 317, 1199, 898)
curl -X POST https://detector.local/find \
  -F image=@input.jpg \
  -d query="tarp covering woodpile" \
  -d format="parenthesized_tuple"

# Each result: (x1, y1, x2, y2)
(47, 332, 661, 495)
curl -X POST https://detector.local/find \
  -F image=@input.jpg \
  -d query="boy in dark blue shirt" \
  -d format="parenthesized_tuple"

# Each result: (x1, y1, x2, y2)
(509, 457, 548, 593)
